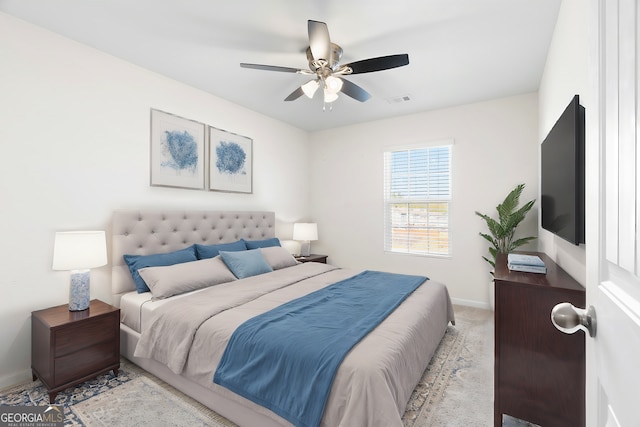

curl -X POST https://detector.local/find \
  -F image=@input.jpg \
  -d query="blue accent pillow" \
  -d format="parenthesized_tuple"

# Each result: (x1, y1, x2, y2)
(243, 237, 281, 249)
(195, 240, 247, 259)
(124, 246, 197, 293)
(219, 249, 274, 279)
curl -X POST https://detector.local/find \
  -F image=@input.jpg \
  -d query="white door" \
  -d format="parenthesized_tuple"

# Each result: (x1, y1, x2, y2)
(585, 0, 640, 426)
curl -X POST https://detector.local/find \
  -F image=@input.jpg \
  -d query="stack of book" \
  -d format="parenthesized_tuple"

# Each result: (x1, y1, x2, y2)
(507, 253, 547, 274)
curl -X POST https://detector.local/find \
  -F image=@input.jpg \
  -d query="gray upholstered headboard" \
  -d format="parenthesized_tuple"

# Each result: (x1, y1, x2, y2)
(111, 210, 276, 306)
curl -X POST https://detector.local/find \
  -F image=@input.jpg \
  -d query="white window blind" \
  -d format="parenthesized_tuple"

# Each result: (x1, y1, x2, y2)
(383, 143, 452, 256)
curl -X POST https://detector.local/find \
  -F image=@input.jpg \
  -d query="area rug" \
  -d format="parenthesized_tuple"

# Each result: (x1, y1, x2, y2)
(405, 305, 494, 427)
(0, 364, 231, 427)
(0, 305, 493, 426)
(0, 367, 139, 426)
(72, 376, 229, 427)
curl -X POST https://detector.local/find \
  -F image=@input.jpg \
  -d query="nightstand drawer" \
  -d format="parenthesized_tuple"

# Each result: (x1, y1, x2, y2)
(54, 341, 118, 385)
(55, 314, 117, 357)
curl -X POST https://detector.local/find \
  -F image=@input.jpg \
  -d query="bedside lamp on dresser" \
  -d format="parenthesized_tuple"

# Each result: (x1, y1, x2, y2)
(52, 230, 107, 311)
(33, 230, 117, 402)
(293, 222, 318, 257)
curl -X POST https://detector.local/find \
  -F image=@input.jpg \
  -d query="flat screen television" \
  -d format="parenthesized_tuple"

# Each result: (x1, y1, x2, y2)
(541, 94, 585, 245)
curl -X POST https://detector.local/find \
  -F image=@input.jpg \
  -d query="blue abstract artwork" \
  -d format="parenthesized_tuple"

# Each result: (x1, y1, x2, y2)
(150, 109, 205, 189)
(209, 127, 252, 193)
(215, 141, 246, 175)
(162, 130, 199, 173)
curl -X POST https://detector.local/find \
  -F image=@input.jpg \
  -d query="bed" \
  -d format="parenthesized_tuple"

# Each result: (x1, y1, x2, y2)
(112, 210, 454, 427)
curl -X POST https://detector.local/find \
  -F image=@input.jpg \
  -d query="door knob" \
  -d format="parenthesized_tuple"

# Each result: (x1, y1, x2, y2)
(551, 302, 597, 337)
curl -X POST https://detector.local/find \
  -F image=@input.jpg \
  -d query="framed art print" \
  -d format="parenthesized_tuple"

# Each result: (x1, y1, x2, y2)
(150, 109, 206, 190)
(209, 127, 253, 193)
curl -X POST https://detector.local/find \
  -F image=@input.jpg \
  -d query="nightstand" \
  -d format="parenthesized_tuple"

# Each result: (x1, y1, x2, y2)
(31, 299, 120, 403)
(295, 254, 328, 264)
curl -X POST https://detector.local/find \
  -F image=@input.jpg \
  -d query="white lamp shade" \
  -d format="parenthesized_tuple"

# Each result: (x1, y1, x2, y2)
(324, 75, 343, 94)
(302, 80, 319, 98)
(293, 223, 318, 241)
(323, 89, 339, 103)
(52, 231, 108, 271)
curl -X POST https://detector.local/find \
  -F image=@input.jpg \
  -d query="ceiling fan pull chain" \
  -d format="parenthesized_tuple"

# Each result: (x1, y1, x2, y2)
(322, 102, 333, 112)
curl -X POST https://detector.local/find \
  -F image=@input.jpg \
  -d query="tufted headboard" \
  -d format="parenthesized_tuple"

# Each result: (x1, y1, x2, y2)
(111, 210, 275, 306)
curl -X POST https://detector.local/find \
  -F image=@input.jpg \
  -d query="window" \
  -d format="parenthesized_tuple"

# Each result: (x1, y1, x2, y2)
(384, 142, 452, 256)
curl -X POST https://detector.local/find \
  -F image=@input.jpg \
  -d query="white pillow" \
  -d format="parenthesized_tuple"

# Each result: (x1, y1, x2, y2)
(260, 246, 299, 270)
(138, 256, 236, 299)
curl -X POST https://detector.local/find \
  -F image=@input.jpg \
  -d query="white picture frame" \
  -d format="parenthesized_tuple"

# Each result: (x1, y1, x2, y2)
(150, 109, 206, 190)
(208, 126, 253, 194)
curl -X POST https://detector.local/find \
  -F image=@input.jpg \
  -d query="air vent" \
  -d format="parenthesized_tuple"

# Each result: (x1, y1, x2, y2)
(386, 95, 412, 104)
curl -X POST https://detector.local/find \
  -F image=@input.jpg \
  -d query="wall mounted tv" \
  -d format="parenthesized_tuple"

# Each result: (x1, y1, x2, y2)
(541, 94, 585, 245)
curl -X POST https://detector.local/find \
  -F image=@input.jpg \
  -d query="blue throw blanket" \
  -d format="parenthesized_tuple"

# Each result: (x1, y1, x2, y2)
(213, 270, 427, 427)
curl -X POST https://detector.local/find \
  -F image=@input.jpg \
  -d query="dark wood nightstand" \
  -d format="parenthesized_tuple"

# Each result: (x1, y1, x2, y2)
(295, 254, 328, 264)
(31, 299, 120, 403)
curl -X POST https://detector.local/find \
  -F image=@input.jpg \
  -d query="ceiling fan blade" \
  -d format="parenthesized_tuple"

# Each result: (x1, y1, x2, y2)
(240, 63, 301, 73)
(284, 86, 305, 101)
(308, 20, 331, 63)
(340, 78, 371, 102)
(345, 54, 410, 74)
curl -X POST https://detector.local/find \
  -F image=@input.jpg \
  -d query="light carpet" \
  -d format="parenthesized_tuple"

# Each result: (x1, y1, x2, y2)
(0, 305, 493, 426)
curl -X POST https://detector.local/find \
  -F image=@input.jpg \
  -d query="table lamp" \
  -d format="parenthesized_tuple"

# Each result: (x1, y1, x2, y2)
(293, 223, 318, 257)
(280, 239, 302, 257)
(52, 231, 108, 311)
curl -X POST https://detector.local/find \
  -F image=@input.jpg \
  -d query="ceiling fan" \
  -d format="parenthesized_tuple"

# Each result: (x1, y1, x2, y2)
(240, 20, 409, 108)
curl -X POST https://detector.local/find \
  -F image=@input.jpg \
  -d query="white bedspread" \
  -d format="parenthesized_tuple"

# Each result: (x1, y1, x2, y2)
(135, 262, 454, 427)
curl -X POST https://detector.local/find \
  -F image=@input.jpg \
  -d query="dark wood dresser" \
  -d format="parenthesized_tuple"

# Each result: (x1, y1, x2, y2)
(31, 299, 120, 402)
(494, 252, 585, 427)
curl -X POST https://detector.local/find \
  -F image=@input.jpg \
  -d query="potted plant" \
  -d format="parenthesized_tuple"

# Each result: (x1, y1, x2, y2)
(475, 183, 536, 307)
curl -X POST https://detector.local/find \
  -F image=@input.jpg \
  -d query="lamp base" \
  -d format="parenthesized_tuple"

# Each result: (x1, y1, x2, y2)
(300, 240, 311, 257)
(69, 270, 90, 311)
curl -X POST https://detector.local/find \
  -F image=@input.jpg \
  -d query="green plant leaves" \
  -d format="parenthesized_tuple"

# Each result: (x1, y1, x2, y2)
(510, 236, 537, 251)
(475, 183, 536, 269)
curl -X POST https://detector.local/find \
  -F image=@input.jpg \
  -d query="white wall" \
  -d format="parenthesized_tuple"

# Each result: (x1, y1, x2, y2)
(0, 13, 310, 387)
(538, 0, 589, 284)
(309, 93, 540, 307)
(0, 6, 556, 389)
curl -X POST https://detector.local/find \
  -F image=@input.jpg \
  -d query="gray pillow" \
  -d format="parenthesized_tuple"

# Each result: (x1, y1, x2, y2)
(138, 256, 236, 299)
(260, 246, 299, 270)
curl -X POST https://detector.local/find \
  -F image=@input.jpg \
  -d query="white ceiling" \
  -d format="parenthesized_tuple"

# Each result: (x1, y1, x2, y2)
(0, 0, 561, 132)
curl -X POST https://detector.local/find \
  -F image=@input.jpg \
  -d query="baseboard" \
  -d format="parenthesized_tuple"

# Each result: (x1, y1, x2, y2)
(0, 368, 31, 390)
(451, 297, 491, 310)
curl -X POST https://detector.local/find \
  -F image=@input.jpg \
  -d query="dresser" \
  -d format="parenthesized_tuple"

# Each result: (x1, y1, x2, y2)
(493, 252, 585, 427)
(31, 299, 120, 402)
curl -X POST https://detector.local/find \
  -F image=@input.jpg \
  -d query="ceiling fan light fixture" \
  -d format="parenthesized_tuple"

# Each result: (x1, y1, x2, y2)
(324, 75, 343, 94)
(302, 80, 319, 98)
(323, 90, 339, 103)
(240, 20, 409, 107)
